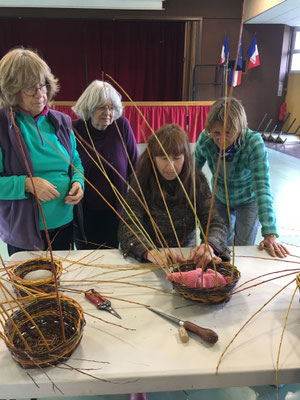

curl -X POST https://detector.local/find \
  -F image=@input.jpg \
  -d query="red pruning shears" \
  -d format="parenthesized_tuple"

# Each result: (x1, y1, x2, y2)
(85, 289, 121, 319)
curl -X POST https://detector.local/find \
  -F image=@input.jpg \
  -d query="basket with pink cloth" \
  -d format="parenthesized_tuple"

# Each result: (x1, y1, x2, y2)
(167, 262, 240, 304)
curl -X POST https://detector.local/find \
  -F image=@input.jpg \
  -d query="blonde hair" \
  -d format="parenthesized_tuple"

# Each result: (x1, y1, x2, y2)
(72, 80, 123, 121)
(0, 47, 59, 108)
(205, 97, 248, 137)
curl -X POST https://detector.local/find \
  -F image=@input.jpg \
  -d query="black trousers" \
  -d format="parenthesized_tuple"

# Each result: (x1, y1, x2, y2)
(7, 222, 74, 256)
(75, 208, 120, 250)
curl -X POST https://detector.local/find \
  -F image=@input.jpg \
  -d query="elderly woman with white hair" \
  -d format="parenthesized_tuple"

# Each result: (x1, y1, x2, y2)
(72, 80, 138, 249)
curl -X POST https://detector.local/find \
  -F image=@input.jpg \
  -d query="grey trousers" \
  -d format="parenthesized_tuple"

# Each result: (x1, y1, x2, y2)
(214, 198, 260, 246)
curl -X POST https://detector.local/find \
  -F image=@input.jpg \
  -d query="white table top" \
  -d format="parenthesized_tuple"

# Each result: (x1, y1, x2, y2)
(1, 246, 300, 398)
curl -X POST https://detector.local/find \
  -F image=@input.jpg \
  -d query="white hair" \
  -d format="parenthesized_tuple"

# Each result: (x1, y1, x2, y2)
(72, 80, 123, 120)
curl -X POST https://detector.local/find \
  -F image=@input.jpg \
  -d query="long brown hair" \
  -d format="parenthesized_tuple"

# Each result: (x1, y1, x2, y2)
(133, 124, 205, 204)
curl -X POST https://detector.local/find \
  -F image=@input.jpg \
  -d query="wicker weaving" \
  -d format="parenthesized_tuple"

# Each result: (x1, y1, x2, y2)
(9, 257, 62, 297)
(4, 294, 85, 369)
(170, 262, 240, 304)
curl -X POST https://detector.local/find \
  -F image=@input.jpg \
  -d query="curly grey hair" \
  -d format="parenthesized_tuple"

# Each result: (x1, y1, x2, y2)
(72, 80, 123, 121)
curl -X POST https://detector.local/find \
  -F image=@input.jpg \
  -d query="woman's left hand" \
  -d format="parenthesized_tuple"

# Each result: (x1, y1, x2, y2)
(65, 182, 83, 205)
(189, 243, 222, 268)
(259, 235, 290, 258)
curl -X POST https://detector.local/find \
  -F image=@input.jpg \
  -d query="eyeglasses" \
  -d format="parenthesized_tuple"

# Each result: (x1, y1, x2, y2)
(96, 104, 114, 112)
(209, 130, 235, 138)
(22, 84, 50, 97)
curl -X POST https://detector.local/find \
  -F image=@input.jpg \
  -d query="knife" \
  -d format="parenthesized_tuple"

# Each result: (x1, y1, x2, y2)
(147, 306, 218, 344)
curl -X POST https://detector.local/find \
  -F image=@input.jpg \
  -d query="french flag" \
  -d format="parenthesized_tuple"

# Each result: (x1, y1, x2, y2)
(229, 42, 243, 87)
(219, 35, 229, 66)
(247, 35, 260, 69)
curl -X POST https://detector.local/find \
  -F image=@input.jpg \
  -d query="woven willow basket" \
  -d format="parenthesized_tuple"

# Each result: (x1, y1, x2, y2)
(170, 262, 240, 304)
(9, 257, 62, 297)
(4, 295, 85, 369)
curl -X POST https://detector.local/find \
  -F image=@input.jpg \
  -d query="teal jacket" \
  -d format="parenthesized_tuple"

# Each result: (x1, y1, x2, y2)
(195, 128, 277, 237)
(0, 107, 84, 249)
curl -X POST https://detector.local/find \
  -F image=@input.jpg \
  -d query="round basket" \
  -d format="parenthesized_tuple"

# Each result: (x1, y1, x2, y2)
(9, 257, 62, 297)
(170, 262, 240, 304)
(4, 295, 85, 369)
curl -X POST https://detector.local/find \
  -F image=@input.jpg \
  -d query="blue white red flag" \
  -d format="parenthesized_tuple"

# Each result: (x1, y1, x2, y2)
(219, 35, 229, 66)
(229, 42, 243, 87)
(247, 35, 260, 69)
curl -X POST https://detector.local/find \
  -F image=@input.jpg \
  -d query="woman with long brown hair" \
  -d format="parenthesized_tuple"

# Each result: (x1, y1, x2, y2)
(118, 124, 229, 267)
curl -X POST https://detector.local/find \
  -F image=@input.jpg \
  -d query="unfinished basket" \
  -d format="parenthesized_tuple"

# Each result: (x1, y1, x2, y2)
(170, 262, 240, 304)
(4, 294, 85, 369)
(9, 257, 62, 297)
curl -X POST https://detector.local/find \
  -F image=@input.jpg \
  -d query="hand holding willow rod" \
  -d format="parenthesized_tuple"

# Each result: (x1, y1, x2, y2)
(189, 243, 222, 268)
(146, 248, 186, 267)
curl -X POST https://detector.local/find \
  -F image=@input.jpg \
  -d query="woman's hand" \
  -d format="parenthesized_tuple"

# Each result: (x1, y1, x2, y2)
(146, 248, 186, 267)
(65, 182, 83, 205)
(189, 243, 222, 268)
(25, 177, 60, 202)
(259, 235, 290, 258)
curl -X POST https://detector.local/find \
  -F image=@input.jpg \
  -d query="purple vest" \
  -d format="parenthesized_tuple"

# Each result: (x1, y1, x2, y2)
(0, 108, 74, 250)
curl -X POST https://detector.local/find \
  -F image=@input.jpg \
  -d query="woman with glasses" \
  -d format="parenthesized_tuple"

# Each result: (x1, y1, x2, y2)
(195, 97, 289, 258)
(72, 80, 138, 249)
(0, 47, 84, 255)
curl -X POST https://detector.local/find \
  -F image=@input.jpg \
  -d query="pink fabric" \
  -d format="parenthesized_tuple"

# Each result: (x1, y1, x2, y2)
(167, 268, 231, 288)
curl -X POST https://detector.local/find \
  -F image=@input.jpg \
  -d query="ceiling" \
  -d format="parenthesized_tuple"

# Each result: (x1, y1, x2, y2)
(245, 0, 300, 26)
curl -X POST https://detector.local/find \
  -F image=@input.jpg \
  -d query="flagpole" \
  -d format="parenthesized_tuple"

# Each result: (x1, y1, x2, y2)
(227, 0, 245, 94)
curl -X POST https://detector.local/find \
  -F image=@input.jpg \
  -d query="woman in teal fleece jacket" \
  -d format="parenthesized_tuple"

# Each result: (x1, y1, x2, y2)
(0, 47, 84, 255)
(195, 97, 289, 258)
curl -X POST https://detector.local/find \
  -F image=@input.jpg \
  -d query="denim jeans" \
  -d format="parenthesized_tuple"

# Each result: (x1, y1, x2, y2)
(214, 199, 260, 246)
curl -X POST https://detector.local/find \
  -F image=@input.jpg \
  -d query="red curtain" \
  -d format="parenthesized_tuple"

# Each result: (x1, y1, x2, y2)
(53, 105, 78, 121)
(123, 105, 187, 143)
(0, 19, 184, 102)
(188, 105, 211, 142)
(53, 104, 211, 144)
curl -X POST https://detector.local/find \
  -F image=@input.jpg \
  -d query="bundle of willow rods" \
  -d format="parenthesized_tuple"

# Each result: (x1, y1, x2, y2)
(9, 257, 62, 297)
(4, 294, 85, 368)
(171, 262, 240, 304)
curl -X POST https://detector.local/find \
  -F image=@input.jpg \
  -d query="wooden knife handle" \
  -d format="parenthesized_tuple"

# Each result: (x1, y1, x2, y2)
(183, 321, 218, 344)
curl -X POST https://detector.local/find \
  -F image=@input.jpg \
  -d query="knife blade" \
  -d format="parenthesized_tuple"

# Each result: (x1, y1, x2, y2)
(147, 306, 218, 344)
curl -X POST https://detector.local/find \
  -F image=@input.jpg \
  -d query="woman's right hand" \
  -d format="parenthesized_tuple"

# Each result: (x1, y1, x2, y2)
(146, 248, 186, 268)
(25, 177, 60, 202)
